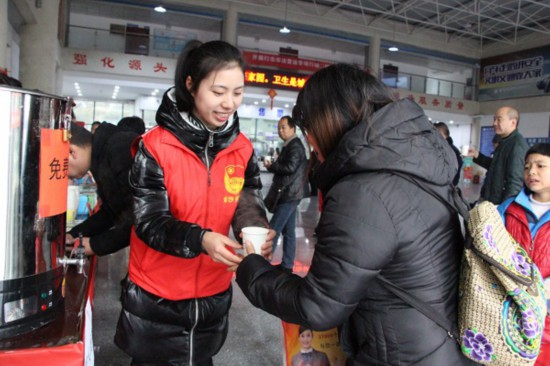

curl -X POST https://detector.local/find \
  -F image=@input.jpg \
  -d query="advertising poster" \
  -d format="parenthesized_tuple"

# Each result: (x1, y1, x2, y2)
(479, 45, 550, 101)
(282, 321, 347, 366)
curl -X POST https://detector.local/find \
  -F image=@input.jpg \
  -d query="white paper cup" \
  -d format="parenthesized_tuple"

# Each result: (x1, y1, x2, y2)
(264, 156, 272, 164)
(242, 226, 269, 255)
(461, 145, 469, 156)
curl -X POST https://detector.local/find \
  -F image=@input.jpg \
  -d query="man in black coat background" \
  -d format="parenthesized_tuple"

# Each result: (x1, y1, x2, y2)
(66, 121, 138, 256)
(264, 116, 309, 273)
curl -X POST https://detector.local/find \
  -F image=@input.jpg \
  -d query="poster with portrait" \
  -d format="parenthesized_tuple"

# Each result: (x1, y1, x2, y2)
(282, 321, 346, 366)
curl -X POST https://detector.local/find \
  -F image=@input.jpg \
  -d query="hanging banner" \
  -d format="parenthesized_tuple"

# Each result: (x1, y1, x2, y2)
(38, 129, 70, 218)
(479, 44, 550, 101)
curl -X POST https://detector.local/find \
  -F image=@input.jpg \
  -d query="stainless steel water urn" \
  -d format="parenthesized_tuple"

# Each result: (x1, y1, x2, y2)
(0, 86, 71, 339)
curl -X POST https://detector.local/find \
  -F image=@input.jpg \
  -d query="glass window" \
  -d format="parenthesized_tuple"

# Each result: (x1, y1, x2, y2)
(410, 75, 425, 93)
(72, 99, 94, 125)
(439, 80, 452, 97)
(426, 78, 439, 95)
(452, 83, 465, 99)
(94, 101, 123, 123)
(142, 109, 157, 129)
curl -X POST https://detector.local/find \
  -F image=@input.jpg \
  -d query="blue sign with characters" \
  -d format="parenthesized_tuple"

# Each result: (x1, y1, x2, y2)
(526, 137, 549, 146)
(259, 107, 265, 117)
(277, 109, 284, 118)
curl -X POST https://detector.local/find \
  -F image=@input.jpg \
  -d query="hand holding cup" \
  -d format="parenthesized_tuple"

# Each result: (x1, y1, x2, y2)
(241, 226, 269, 255)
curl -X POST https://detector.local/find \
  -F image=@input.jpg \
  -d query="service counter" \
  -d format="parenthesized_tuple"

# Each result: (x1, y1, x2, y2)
(0, 256, 97, 366)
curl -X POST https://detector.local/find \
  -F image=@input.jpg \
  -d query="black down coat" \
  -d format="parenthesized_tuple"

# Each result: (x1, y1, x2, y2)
(68, 122, 137, 255)
(266, 136, 310, 204)
(237, 99, 475, 365)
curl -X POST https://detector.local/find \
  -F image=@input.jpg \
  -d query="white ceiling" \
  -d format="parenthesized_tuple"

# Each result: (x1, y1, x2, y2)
(54, 0, 550, 111)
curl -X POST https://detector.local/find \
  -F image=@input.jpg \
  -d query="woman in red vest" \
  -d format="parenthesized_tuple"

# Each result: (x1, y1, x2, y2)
(115, 40, 273, 365)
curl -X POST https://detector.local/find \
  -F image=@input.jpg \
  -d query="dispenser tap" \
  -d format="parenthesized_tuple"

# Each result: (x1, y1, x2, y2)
(58, 232, 87, 274)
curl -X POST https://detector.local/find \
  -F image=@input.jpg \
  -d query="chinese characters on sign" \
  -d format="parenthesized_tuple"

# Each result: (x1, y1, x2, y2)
(73, 53, 87, 65)
(394, 92, 466, 111)
(39, 129, 70, 218)
(49, 157, 69, 180)
(128, 59, 142, 71)
(101, 57, 115, 69)
(71, 51, 173, 76)
(243, 51, 331, 72)
(154, 62, 167, 73)
(483, 56, 543, 85)
(245, 68, 309, 91)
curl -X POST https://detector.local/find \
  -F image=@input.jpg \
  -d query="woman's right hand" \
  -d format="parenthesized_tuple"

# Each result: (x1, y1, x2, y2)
(201, 231, 243, 268)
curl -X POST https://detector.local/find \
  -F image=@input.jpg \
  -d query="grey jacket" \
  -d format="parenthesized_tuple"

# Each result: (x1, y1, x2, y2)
(237, 99, 473, 365)
(474, 129, 528, 204)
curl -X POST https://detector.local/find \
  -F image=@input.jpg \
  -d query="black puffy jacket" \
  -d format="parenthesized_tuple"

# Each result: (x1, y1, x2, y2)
(115, 89, 267, 364)
(68, 122, 137, 255)
(266, 136, 310, 203)
(237, 99, 475, 365)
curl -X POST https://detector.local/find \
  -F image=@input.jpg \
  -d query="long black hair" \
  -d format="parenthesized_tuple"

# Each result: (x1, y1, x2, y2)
(292, 63, 393, 160)
(174, 40, 246, 112)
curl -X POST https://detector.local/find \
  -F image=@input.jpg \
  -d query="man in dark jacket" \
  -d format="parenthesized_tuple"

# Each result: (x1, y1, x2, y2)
(470, 106, 528, 204)
(66, 122, 138, 255)
(264, 116, 309, 273)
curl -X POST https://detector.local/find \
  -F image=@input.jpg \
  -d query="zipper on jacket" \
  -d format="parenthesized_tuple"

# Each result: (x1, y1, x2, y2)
(205, 133, 214, 186)
(189, 298, 199, 366)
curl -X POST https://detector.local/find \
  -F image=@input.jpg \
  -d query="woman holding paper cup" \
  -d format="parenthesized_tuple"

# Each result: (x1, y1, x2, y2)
(114, 40, 274, 365)
(236, 64, 474, 365)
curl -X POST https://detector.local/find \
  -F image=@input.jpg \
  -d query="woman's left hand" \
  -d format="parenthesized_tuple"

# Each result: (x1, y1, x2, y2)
(261, 229, 276, 260)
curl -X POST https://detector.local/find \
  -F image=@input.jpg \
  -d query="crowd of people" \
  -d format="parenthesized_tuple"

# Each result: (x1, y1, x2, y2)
(67, 40, 548, 365)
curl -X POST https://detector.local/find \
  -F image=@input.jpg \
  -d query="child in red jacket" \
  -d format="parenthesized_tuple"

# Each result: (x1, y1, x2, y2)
(498, 143, 550, 364)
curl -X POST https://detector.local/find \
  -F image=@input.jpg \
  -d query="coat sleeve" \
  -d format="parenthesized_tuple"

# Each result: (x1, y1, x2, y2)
(236, 179, 398, 330)
(474, 152, 492, 170)
(68, 206, 112, 239)
(130, 141, 207, 257)
(231, 151, 269, 239)
(69, 131, 136, 256)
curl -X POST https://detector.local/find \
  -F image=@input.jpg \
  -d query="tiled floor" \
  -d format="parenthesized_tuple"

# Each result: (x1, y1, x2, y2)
(92, 171, 320, 365)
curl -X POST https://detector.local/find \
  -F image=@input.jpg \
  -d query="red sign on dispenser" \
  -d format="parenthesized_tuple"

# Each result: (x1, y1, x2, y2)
(38, 129, 69, 217)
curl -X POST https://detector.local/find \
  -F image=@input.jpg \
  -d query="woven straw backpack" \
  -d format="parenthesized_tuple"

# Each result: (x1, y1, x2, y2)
(458, 201, 547, 365)
(379, 175, 547, 366)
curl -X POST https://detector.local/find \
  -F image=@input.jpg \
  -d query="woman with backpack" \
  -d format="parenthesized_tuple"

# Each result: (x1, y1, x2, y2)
(235, 63, 475, 365)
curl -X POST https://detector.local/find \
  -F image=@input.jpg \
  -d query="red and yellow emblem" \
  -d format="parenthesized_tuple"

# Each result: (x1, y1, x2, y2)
(224, 165, 245, 195)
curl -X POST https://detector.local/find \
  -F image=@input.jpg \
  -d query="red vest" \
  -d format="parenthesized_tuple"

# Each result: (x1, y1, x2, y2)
(129, 126, 253, 300)
(505, 202, 550, 278)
